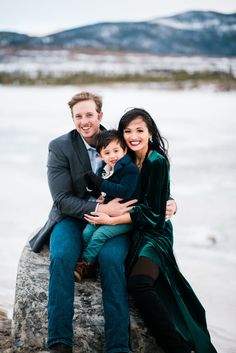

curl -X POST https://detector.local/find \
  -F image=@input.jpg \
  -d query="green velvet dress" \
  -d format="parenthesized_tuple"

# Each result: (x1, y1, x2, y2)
(127, 150, 217, 353)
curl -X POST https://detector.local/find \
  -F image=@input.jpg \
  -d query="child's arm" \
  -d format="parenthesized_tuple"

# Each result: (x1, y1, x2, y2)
(85, 167, 139, 199)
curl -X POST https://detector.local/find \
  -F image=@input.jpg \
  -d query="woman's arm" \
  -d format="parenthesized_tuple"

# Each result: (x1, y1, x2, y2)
(84, 211, 131, 225)
(128, 155, 169, 230)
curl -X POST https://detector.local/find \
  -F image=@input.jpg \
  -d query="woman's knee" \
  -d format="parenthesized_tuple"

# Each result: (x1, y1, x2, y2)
(128, 274, 155, 295)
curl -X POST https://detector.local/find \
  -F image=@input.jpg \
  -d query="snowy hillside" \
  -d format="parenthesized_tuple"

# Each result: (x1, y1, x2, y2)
(0, 11, 235, 56)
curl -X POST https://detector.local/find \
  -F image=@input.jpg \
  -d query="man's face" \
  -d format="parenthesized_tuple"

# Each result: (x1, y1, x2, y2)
(72, 100, 103, 144)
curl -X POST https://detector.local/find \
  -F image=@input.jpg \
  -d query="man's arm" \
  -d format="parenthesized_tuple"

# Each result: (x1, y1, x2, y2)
(98, 198, 177, 219)
(85, 199, 176, 225)
(47, 140, 96, 218)
(97, 198, 137, 216)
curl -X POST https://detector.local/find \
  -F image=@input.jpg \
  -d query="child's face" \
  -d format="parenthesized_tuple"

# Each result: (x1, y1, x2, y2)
(99, 139, 127, 169)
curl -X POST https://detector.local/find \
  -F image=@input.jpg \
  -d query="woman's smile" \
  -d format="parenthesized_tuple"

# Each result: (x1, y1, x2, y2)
(129, 140, 141, 146)
(123, 118, 151, 156)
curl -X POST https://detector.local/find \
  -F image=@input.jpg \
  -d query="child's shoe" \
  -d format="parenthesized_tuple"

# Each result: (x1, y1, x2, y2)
(74, 260, 97, 281)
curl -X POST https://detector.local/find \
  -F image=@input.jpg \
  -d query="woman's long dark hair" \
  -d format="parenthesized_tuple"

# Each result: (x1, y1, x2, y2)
(118, 108, 169, 166)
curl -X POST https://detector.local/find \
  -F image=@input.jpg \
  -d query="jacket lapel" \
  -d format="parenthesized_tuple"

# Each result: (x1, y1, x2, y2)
(71, 130, 92, 172)
(71, 126, 106, 172)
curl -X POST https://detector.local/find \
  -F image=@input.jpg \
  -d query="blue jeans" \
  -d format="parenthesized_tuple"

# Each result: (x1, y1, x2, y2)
(48, 217, 130, 353)
(82, 223, 132, 264)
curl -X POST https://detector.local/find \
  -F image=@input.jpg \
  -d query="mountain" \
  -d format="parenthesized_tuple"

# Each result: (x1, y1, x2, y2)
(0, 32, 33, 46)
(0, 11, 236, 56)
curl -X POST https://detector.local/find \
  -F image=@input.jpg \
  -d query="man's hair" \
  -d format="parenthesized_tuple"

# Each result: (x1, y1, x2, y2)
(95, 130, 127, 154)
(68, 92, 103, 113)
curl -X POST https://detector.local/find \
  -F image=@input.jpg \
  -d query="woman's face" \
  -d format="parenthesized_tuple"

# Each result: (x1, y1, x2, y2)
(123, 117, 151, 155)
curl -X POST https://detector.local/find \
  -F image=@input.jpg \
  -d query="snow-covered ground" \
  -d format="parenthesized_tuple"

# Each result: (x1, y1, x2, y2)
(0, 85, 235, 353)
(0, 49, 236, 77)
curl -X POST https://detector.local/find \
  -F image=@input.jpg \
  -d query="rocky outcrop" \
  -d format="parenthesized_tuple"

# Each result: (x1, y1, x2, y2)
(0, 307, 13, 353)
(12, 242, 163, 353)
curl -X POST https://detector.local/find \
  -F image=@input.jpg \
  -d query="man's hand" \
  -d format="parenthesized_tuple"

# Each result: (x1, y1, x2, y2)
(166, 199, 177, 220)
(98, 197, 137, 216)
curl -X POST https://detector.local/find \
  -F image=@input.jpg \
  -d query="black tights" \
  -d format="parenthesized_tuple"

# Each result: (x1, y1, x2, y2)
(128, 257, 191, 353)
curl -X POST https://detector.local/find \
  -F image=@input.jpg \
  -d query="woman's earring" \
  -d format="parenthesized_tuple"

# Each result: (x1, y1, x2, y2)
(149, 136, 153, 143)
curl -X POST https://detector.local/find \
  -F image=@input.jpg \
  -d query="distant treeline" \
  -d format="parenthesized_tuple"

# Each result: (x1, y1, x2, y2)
(0, 70, 235, 90)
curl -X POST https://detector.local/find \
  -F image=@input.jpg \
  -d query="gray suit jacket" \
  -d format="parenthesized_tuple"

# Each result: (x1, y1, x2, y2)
(29, 129, 102, 253)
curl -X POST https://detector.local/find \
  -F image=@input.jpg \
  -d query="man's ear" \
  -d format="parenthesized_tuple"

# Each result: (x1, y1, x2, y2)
(124, 147, 127, 153)
(98, 111, 103, 121)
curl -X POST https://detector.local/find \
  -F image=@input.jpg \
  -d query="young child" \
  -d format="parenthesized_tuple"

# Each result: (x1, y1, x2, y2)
(74, 129, 140, 281)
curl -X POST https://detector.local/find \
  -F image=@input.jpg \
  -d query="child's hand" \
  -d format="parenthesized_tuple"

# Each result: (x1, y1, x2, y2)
(96, 195, 105, 204)
(85, 171, 102, 187)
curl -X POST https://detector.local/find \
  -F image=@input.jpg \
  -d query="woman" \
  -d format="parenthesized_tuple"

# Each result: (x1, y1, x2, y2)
(85, 108, 217, 353)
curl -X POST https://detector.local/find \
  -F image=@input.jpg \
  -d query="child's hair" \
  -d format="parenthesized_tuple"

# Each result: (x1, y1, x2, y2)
(95, 129, 127, 153)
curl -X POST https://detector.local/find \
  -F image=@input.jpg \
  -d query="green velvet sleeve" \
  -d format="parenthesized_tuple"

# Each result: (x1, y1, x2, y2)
(129, 152, 169, 231)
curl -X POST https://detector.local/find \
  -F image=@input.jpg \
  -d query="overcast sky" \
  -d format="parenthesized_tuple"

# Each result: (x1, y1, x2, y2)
(1, 0, 235, 36)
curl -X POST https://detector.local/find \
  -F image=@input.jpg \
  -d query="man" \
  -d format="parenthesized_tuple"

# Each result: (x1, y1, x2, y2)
(29, 92, 176, 353)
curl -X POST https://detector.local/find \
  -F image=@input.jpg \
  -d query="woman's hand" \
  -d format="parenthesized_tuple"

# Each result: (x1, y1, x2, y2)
(84, 212, 114, 225)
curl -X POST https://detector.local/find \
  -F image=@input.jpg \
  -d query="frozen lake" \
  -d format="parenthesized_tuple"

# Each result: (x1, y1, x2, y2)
(0, 84, 236, 353)
(1, 50, 235, 76)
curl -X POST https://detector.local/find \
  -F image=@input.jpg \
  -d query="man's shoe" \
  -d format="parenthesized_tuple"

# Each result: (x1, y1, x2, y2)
(49, 343, 72, 353)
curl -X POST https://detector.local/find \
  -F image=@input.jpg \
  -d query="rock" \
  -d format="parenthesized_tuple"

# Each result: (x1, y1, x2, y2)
(12, 243, 163, 353)
(0, 307, 13, 353)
